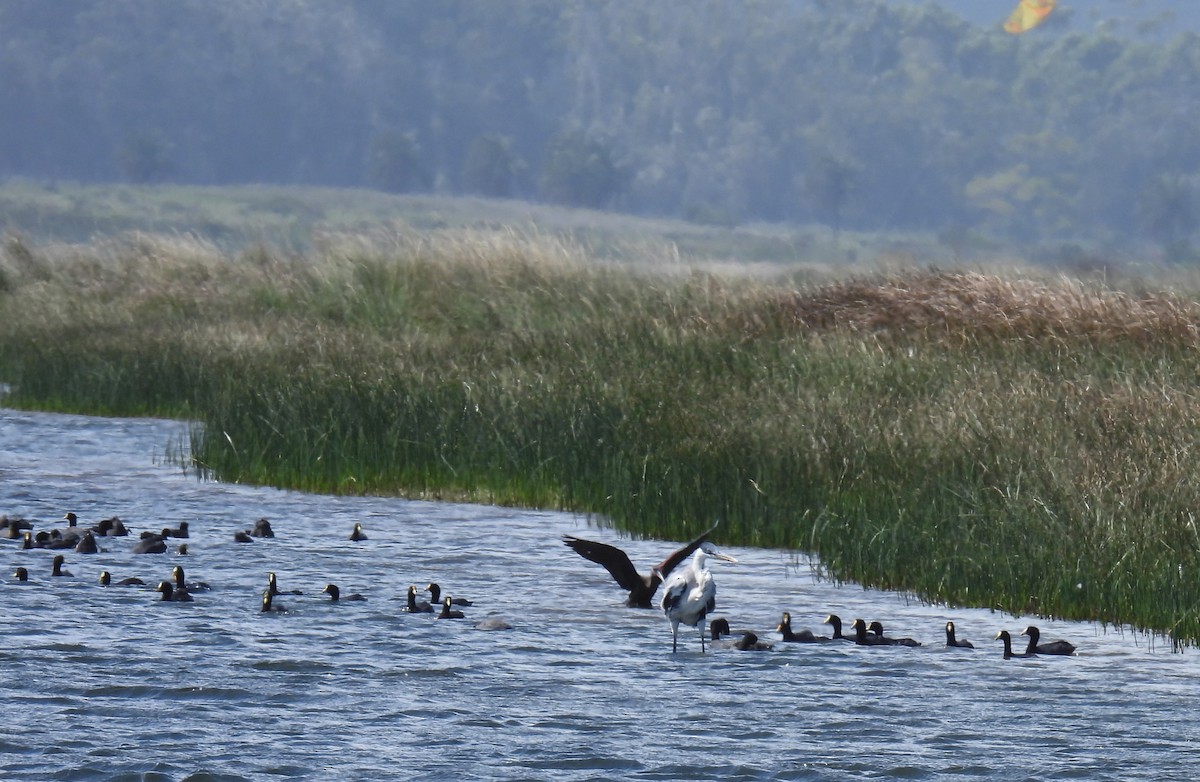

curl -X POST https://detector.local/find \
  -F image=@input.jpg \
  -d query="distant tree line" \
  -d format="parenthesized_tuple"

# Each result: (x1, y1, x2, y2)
(1, 0, 1199, 248)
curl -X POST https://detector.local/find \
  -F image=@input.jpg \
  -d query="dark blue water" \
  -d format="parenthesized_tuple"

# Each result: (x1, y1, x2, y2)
(1, 407, 1198, 780)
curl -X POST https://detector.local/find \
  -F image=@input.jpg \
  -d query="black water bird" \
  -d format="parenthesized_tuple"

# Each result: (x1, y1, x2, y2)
(233, 531, 254, 543)
(261, 589, 287, 613)
(406, 585, 434, 613)
(74, 530, 99, 554)
(562, 521, 719, 608)
(132, 532, 167, 554)
(660, 541, 737, 653)
(47, 522, 80, 548)
(711, 618, 773, 651)
(13, 567, 28, 582)
(945, 621, 974, 649)
(94, 516, 128, 536)
(51, 554, 72, 577)
(733, 631, 774, 651)
(1022, 625, 1076, 656)
(173, 565, 210, 593)
(57, 512, 84, 539)
(868, 621, 921, 647)
(166, 521, 189, 538)
(99, 571, 145, 587)
(995, 630, 1033, 659)
(849, 618, 890, 646)
(252, 518, 275, 538)
(823, 614, 854, 641)
(349, 523, 367, 541)
(438, 596, 466, 619)
(156, 581, 193, 602)
(266, 572, 302, 596)
(427, 583, 471, 606)
(776, 612, 830, 643)
(2, 515, 33, 538)
(322, 583, 366, 602)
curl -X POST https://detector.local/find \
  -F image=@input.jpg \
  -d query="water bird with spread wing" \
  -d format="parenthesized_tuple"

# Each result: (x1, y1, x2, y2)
(562, 522, 718, 608)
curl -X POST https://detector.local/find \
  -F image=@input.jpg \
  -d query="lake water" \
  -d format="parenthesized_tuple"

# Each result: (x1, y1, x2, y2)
(1, 407, 1198, 781)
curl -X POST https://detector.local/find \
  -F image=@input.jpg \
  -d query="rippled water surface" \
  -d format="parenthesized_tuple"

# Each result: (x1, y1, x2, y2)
(2, 408, 1199, 780)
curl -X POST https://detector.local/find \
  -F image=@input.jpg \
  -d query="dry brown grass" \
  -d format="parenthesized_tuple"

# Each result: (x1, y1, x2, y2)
(776, 270, 1200, 346)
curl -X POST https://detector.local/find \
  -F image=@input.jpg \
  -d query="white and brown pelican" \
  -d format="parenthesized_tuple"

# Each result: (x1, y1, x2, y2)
(562, 522, 718, 608)
(660, 541, 737, 653)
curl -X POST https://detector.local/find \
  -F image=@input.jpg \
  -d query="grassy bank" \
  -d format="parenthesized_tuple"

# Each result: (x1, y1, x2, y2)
(3, 228, 1200, 643)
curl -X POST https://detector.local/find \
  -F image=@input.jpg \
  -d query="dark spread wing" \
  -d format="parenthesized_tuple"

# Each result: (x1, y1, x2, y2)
(653, 521, 719, 581)
(562, 535, 644, 593)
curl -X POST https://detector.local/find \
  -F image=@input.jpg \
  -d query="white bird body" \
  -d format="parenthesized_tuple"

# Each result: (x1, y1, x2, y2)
(659, 541, 737, 653)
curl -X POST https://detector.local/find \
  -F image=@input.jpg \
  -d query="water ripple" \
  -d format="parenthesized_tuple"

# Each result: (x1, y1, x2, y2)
(3, 408, 1200, 780)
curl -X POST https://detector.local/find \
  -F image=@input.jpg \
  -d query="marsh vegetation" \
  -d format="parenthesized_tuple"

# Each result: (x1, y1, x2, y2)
(4, 220, 1200, 643)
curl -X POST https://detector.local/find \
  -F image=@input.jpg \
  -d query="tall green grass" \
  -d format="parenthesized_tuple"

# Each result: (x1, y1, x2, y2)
(4, 229, 1200, 643)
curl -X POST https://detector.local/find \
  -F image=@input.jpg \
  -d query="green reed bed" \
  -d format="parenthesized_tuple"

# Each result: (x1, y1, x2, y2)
(4, 230, 1200, 643)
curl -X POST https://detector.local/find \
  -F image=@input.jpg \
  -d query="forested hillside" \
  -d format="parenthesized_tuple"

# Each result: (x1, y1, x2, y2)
(2, 0, 1198, 248)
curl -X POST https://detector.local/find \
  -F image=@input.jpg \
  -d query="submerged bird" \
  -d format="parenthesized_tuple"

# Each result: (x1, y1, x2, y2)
(475, 616, 513, 631)
(776, 612, 831, 643)
(156, 581, 193, 602)
(868, 621, 921, 647)
(563, 521, 719, 608)
(995, 630, 1033, 659)
(945, 621, 974, 649)
(438, 596, 466, 619)
(1022, 625, 1076, 656)
(660, 540, 737, 653)
(349, 522, 368, 541)
(427, 583, 471, 606)
(406, 585, 434, 613)
(322, 583, 366, 602)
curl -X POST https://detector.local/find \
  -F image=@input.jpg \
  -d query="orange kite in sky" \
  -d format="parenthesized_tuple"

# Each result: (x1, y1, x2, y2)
(1004, 0, 1057, 34)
